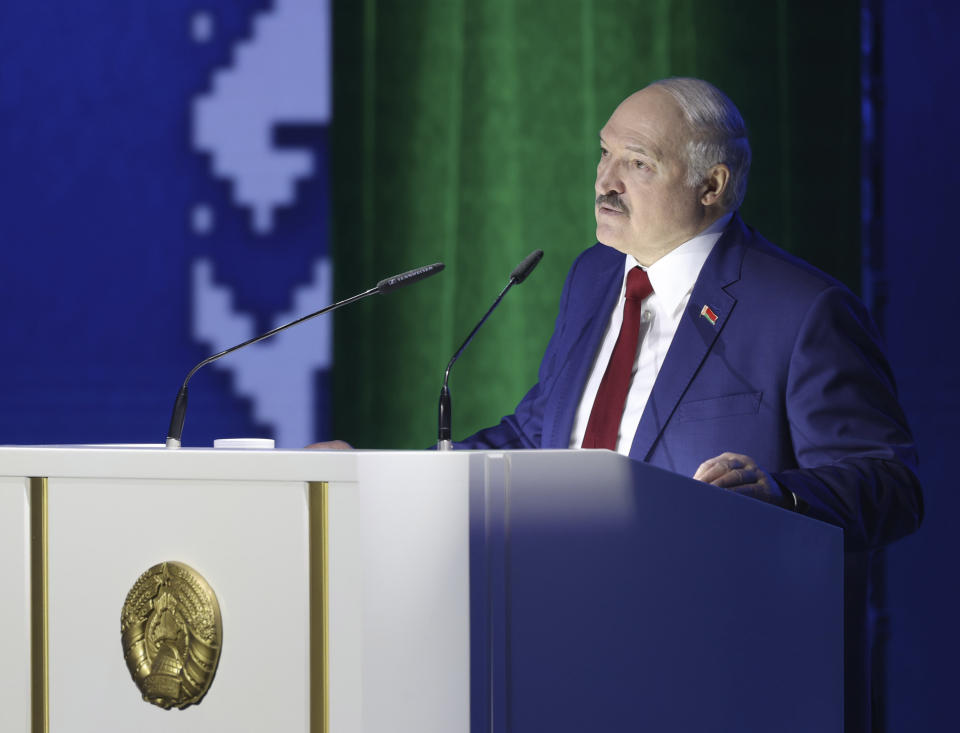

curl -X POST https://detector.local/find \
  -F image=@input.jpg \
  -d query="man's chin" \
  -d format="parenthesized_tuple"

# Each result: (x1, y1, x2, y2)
(596, 227, 629, 254)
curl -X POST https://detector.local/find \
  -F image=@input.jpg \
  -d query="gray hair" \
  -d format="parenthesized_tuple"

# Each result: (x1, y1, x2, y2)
(649, 77, 751, 211)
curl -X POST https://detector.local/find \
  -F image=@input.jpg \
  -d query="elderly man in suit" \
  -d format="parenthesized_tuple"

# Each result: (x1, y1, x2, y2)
(457, 77, 922, 732)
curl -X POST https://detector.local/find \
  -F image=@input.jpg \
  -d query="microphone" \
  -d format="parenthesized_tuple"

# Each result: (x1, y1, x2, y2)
(437, 249, 543, 451)
(165, 262, 445, 448)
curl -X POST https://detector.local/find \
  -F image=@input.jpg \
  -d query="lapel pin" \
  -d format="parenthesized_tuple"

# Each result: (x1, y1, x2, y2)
(700, 305, 719, 326)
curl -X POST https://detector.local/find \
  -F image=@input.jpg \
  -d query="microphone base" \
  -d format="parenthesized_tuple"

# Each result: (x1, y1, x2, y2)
(436, 439, 454, 452)
(165, 438, 182, 449)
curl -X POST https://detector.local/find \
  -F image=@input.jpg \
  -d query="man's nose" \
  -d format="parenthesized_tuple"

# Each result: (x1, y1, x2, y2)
(595, 161, 624, 195)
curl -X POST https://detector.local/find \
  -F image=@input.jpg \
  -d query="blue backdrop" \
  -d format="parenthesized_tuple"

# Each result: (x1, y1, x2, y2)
(0, 0, 332, 448)
(882, 1, 959, 729)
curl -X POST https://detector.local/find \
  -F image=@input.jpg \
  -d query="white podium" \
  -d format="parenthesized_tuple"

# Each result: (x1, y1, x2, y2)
(0, 446, 843, 733)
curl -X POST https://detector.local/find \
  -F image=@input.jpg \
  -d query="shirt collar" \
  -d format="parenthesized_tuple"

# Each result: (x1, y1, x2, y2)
(625, 212, 732, 313)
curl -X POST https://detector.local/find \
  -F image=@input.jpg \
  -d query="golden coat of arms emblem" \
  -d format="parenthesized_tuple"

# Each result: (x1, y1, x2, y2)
(121, 561, 223, 709)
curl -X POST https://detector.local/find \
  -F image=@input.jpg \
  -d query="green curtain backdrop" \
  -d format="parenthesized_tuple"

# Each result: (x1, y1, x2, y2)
(331, 0, 859, 448)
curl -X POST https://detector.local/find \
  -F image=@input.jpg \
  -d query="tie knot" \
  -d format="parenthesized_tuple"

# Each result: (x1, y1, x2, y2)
(626, 266, 653, 302)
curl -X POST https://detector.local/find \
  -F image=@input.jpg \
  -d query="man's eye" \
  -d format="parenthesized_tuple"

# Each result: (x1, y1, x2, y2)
(634, 160, 647, 169)
(599, 147, 609, 158)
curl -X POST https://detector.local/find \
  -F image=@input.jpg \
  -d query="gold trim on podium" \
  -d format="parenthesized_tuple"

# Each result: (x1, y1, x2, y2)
(29, 477, 48, 733)
(308, 482, 329, 733)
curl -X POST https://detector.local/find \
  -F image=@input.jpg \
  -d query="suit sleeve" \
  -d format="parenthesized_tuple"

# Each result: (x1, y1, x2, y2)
(772, 285, 923, 550)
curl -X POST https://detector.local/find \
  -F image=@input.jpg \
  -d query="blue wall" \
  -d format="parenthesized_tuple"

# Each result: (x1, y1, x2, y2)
(883, 1, 960, 729)
(0, 1, 332, 449)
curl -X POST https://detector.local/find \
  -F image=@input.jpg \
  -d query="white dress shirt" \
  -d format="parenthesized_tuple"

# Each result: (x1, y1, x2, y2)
(569, 213, 732, 454)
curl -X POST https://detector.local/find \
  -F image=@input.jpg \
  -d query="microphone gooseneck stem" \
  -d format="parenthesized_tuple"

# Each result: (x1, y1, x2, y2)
(437, 279, 515, 452)
(444, 280, 515, 387)
(166, 262, 444, 449)
(437, 248, 543, 451)
(187, 286, 378, 387)
(165, 286, 377, 449)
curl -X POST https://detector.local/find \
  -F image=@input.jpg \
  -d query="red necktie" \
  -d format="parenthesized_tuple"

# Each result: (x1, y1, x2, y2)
(581, 266, 653, 450)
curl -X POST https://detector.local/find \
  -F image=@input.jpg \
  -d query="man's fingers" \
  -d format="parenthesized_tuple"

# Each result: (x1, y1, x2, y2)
(694, 453, 749, 484)
(693, 458, 727, 482)
(709, 466, 761, 489)
(305, 439, 353, 450)
(693, 452, 783, 506)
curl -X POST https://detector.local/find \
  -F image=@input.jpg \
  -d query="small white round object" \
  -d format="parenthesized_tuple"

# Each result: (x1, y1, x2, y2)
(213, 438, 275, 449)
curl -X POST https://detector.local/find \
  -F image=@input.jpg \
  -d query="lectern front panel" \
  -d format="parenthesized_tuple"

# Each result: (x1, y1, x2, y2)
(46, 476, 310, 732)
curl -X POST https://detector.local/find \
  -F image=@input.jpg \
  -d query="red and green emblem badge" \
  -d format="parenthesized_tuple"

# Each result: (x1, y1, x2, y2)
(700, 305, 719, 326)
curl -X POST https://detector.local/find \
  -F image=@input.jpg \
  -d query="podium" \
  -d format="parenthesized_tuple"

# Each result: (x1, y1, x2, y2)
(0, 446, 842, 732)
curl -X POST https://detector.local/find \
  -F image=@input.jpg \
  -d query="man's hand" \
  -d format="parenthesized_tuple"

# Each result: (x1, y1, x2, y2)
(305, 440, 353, 450)
(693, 451, 792, 508)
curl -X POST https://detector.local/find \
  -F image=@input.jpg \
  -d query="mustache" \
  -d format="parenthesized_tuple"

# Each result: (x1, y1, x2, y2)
(596, 194, 628, 215)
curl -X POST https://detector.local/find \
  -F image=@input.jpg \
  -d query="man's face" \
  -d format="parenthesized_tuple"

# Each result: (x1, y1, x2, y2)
(595, 86, 706, 264)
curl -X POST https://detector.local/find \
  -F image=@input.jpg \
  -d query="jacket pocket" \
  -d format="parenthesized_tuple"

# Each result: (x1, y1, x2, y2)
(676, 391, 762, 423)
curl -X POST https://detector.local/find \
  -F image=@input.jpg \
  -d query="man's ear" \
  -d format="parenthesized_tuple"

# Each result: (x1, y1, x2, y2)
(700, 164, 731, 207)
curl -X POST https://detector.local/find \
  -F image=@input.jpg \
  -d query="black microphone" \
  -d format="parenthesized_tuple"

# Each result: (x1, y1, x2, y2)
(437, 249, 543, 450)
(165, 262, 445, 448)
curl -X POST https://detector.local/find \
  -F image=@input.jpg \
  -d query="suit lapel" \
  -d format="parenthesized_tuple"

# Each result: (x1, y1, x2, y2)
(629, 216, 747, 461)
(542, 250, 624, 448)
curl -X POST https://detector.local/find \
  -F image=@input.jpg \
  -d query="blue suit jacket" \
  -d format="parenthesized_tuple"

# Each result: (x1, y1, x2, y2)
(460, 215, 923, 730)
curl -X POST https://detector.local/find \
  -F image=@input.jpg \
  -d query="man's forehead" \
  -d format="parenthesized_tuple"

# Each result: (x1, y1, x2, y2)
(600, 88, 687, 158)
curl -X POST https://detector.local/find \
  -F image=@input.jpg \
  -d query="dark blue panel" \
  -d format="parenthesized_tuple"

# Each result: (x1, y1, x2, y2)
(471, 452, 843, 733)
(881, 1, 960, 730)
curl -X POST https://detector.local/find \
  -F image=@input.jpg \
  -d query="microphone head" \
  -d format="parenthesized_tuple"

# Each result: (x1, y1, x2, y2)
(377, 262, 445, 294)
(510, 249, 544, 284)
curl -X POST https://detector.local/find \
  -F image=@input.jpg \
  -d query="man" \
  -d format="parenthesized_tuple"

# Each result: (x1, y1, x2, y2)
(457, 78, 923, 731)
